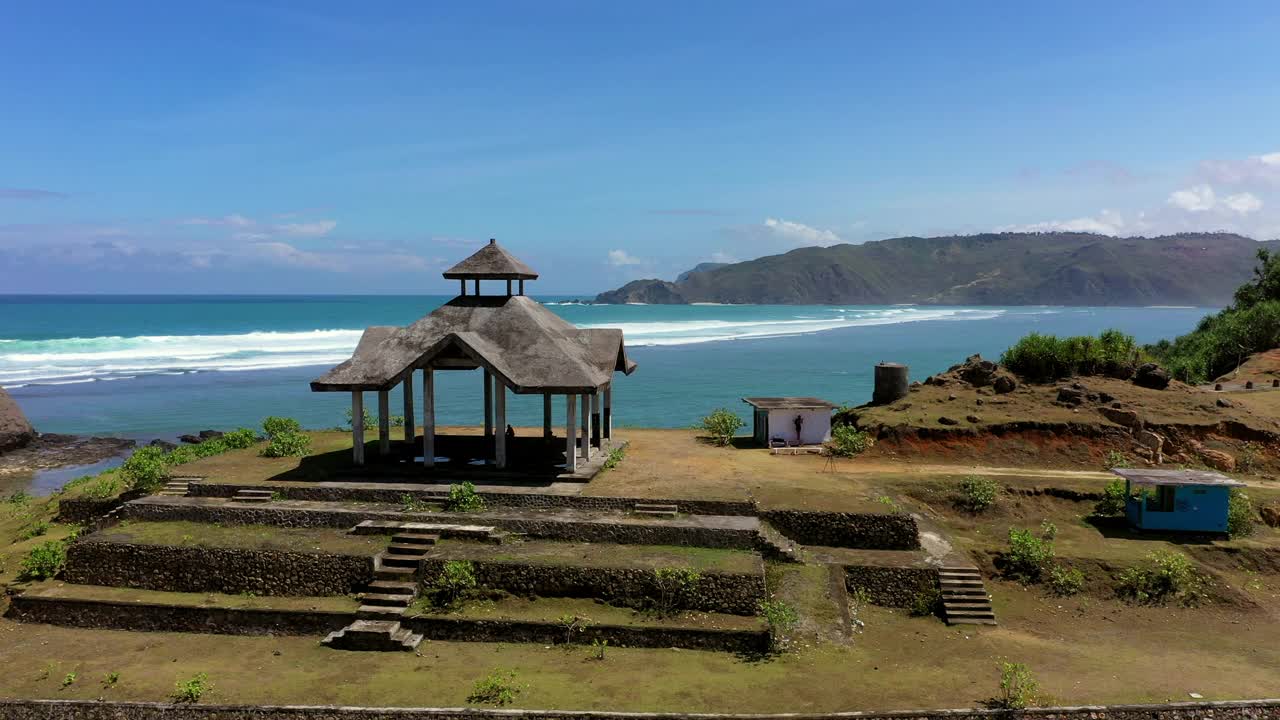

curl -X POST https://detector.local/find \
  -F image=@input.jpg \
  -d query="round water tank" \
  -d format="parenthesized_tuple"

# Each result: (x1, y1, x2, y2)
(873, 362, 909, 405)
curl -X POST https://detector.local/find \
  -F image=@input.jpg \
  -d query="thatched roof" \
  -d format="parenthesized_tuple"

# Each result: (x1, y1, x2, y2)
(443, 239, 538, 280)
(312, 295, 636, 394)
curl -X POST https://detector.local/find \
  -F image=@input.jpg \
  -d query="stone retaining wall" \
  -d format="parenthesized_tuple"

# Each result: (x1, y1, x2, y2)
(188, 482, 756, 516)
(760, 510, 920, 550)
(56, 490, 145, 524)
(844, 565, 939, 607)
(6, 594, 350, 636)
(64, 541, 373, 596)
(122, 502, 762, 550)
(419, 558, 765, 615)
(2, 698, 1278, 720)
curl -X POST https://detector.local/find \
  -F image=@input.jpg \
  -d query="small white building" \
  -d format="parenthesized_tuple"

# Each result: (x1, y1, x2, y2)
(742, 397, 838, 447)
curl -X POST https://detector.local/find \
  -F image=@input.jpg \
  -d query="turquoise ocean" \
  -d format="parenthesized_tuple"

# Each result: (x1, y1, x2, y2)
(0, 295, 1214, 441)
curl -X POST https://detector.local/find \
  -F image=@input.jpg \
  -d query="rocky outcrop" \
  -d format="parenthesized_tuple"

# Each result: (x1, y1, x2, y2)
(0, 387, 35, 454)
(594, 279, 688, 305)
(1100, 407, 1143, 429)
(1134, 363, 1172, 390)
(1262, 503, 1280, 528)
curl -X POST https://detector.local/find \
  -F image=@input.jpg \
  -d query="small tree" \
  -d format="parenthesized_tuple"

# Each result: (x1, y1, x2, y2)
(171, 672, 212, 703)
(1094, 477, 1129, 517)
(120, 446, 169, 493)
(992, 661, 1039, 709)
(958, 475, 998, 512)
(1046, 564, 1084, 596)
(1116, 550, 1203, 606)
(219, 428, 258, 450)
(653, 566, 701, 616)
(446, 482, 485, 512)
(261, 416, 302, 438)
(699, 409, 744, 446)
(828, 425, 874, 457)
(1227, 488, 1255, 538)
(758, 599, 799, 652)
(1005, 527, 1054, 582)
(20, 540, 67, 580)
(431, 560, 478, 608)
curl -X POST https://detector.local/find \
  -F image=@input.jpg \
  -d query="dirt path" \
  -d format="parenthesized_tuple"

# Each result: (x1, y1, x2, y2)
(825, 459, 1115, 481)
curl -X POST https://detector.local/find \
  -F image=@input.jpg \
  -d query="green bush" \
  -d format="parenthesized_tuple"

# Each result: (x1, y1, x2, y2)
(909, 586, 942, 617)
(828, 425, 874, 457)
(445, 481, 485, 512)
(1094, 477, 1129, 517)
(1001, 329, 1140, 382)
(120, 446, 170, 492)
(1047, 564, 1084, 596)
(20, 540, 67, 580)
(345, 406, 377, 431)
(1104, 449, 1131, 469)
(261, 416, 302, 439)
(1005, 527, 1054, 582)
(758, 599, 799, 652)
(1039, 520, 1058, 540)
(1116, 550, 1203, 605)
(1227, 487, 1256, 538)
(601, 446, 626, 471)
(467, 669, 521, 706)
(260, 431, 311, 458)
(958, 475, 998, 512)
(431, 560, 477, 608)
(992, 661, 1039, 709)
(220, 428, 257, 449)
(699, 409, 744, 446)
(653, 566, 701, 616)
(171, 672, 212, 703)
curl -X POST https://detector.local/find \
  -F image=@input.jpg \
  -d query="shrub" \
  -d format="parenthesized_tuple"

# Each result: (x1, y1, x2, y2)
(1227, 487, 1256, 538)
(20, 519, 50, 540)
(171, 672, 212, 703)
(1005, 527, 1054, 582)
(446, 481, 485, 512)
(1104, 449, 1131, 469)
(1094, 477, 1129, 517)
(601, 446, 625, 471)
(1116, 550, 1203, 606)
(653, 566, 701, 616)
(958, 475, 998, 512)
(1001, 329, 1140, 383)
(555, 614, 592, 645)
(120, 446, 169, 492)
(220, 428, 257, 450)
(1039, 520, 1058, 540)
(260, 431, 311, 458)
(908, 586, 942, 617)
(262, 416, 302, 438)
(20, 540, 67, 580)
(699, 408, 744, 446)
(84, 474, 122, 500)
(431, 560, 477, 608)
(992, 661, 1039, 709)
(758, 599, 799, 652)
(467, 669, 521, 706)
(102, 672, 120, 689)
(590, 638, 608, 661)
(1047, 564, 1084, 596)
(828, 425, 874, 457)
(345, 406, 377, 431)
(61, 672, 76, 688)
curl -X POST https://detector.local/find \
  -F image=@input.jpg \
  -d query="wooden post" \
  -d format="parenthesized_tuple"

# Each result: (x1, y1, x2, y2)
(483, 370, 493, 441)
(494, 381, 507, 470)
(351, 392, 365, 466)
(459, 279, 466, 296)
(473, 279, 479, 295)
(519, 279, 525, 295)
(402, 374, 415, 444)
(603, 385, 612, 440)
(542, 393, 552, 440)
(506, 279, 512, 296)
(580, 394, 591, 460)
(590, 391, 601, 449)
(377, 390, 390, 456)
(422, 368, 435, 468)
(566, 394, 577, 473)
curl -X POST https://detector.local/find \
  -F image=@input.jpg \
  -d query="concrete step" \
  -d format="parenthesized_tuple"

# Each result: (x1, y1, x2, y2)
(939, 578, 984, 587)
(391, 533, 439, 546)
(634, 509, 677, 518)
(368, 580, 417, 594)
(357, 604, 404, 620)
(942, 587, 989, 596)
(351, 520, 496, 542)
(374, 566, 416, 581)
(634, 503, 678, 512)
(235, 489, 274, 497)
(391, 627, 424, 651)
(949, 617, 998, 626)
(361, 593, 415, 607)
(231, 495, 271, 503)
(945, 609, 996, 619)
(322, 620, 421, 651)
(386, 543, 432, 556)
(939, 569, 982, 578)
(380, 554, 423, 569)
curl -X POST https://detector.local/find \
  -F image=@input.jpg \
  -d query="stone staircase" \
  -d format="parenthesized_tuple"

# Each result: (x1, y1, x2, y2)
(633, 502, 678, 518)
(938, 566, 996, 626)
(231, 488, 274, 503)
(323, 531, 438, 652)
(158, 480, 190, 497)
(755, 520, 803, 563)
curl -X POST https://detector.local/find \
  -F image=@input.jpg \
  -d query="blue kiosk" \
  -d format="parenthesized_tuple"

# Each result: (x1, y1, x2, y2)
(1112, 468, 1243, 534)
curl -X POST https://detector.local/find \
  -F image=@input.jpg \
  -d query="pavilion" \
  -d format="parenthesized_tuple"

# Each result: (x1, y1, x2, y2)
(310, 239, 636, 476)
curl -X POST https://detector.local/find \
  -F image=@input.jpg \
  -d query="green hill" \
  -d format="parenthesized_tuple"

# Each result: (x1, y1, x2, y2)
(595, 232, 1279, 306)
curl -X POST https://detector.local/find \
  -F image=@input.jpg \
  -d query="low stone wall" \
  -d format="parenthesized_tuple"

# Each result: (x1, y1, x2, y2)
(63, 541, 373, 596)
(2, 698, 1279, 720)
(405, 615, 767, 653)
(56, 490, 145, 524)
(123, 502, 762, 550)
(845, 565, 938, 607)
(188, 482, 756, 516)
(419, 558, 765, 615)
(760, 510, 919, 550)
(6, 594, 350, 636)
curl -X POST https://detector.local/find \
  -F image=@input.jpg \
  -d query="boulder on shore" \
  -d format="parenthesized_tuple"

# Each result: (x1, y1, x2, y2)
(1134, 363, 1172, 390)
(0, 387, 36, 454)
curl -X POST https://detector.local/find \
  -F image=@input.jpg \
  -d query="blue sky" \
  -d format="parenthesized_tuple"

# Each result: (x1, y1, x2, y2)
(2, 1, 1280, 294)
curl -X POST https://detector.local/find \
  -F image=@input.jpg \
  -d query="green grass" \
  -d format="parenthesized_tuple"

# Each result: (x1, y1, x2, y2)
(92, 521, 390, 556)
(408, 594, 764, 631)
(433, 539, 763, 575)
(20, 581, 359, 613)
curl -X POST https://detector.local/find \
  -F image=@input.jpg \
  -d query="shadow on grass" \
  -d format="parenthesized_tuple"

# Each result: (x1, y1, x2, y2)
(1085, 515, 1224, 546)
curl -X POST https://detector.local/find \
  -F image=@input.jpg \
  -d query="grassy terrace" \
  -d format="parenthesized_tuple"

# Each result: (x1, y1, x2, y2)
(19, 581, 359, 613)
(432, 539, 763, 574)
(91, 520, 390, 556)
(407, 594, 765, 631)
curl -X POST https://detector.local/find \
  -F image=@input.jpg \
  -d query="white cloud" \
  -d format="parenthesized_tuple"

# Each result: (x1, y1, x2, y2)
(763, 218, 841, 246)
(277, 220, 337, 237)
(1224, 192, 1263, 215)
(181, 214, 254, 227)
(607, 249, 643, 266)
(709, 251, 737, 264)
(1198, 151, 1280, 187)
(999, 209, 1132, 235)
(1168, 184, 1216, 212)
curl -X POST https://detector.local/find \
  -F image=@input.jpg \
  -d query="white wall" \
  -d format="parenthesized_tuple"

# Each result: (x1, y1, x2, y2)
(767, 409, 831, 445)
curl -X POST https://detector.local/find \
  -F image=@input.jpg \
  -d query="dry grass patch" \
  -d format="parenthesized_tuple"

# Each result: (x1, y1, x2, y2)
(92, 521, 389, 556)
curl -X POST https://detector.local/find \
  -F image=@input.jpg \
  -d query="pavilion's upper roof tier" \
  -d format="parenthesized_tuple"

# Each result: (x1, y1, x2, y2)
(442, 239, 538, 281)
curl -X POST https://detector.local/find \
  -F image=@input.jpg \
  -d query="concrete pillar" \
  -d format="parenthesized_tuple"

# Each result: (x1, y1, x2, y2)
(459, 279, 466, 296)
(494, 381, 507, 470)
(377, 390, 390, 456)
(422, 368, 435, 468)
(506, 279, 512, 296)
(590, 391, 601, 449)
(402, 373, 415, 444)
(519, 279, 525, 295)
(603, 385, 612, 440)
(566, 394, 578, 473)
(483, 370, 493, 441)
(473, 279, 479, 295)
(542, 393, 553, 440)
(351, 392, 365, 466)
(580, 394, 591, 460)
